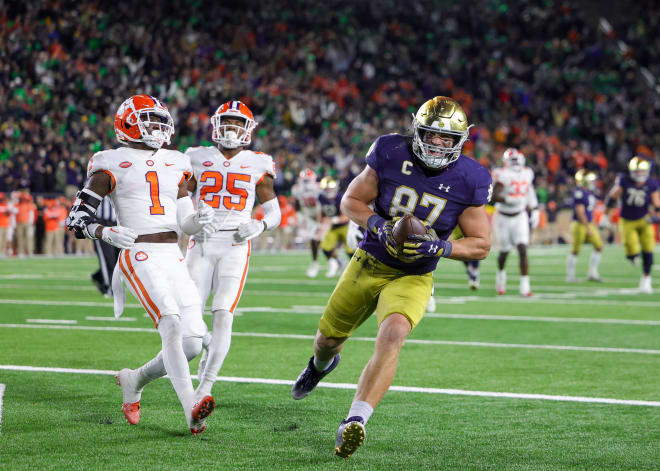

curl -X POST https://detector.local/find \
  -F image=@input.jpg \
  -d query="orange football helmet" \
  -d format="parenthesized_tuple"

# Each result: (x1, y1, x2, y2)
(211, 100, 257, 149)
(114, 95, 174, 149)
(502, 148, 525, 171)
(299, 168, 317, 182)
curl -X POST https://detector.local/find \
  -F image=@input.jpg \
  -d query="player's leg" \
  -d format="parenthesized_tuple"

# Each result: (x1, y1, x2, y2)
(334, 269, 432, 459)
(566, 221, 584, 282)
(495, 214, 511, 294)
(115, 245, 200, 431)
(513, 212, 531, 296)
(196, 238, 250, 397)
(586, 223, 603, 281)
(639, 222, 655, 293)
(321, 228, 341, 277)
(620, 218, 640, 265)
(292, 249, 379, 400)
(465, 261, 480, 289)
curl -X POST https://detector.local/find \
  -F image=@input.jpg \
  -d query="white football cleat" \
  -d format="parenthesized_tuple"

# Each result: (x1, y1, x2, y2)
(639, 275, 653, 294)
(426, 296, 436, 313)
(306, 261, 319, 278)
(326, 258, 339, 277)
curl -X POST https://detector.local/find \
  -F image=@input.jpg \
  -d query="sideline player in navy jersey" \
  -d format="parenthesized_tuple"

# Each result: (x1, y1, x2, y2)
(566, 170, 603, 282)
(290, 97, 492, 458)
(606, 156, 660, 293)
(318, 176, 353, 277)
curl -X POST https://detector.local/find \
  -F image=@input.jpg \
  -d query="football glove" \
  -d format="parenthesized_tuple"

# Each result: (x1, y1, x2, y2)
(234, 219, 266, 243)
(530, 209, 540, 229)
(101, 226, 138, 249)
(195, 201, 215, 226)
(401, 227, 452, 261)
(366, 214, 398, 258)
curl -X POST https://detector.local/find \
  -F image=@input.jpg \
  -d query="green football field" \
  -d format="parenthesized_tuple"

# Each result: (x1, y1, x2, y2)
(0, 246, 659, 470)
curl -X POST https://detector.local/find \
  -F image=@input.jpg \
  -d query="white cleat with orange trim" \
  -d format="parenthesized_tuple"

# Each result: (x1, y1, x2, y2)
(116, 368, 142, 425)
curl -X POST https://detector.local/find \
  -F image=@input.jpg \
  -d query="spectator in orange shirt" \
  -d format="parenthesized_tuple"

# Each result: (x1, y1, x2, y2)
(43, 198, 62, 256)
(15, 192, 36, 256)
(272, 195, 296, 252)
(0, 193, 11, 257)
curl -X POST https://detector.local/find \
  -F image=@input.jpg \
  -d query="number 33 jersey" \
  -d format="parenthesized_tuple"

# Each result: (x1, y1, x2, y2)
(185, 146, 277, 230)
(87, 147, 192, 235)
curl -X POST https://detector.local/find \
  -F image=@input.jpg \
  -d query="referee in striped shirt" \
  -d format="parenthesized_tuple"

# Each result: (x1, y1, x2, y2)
(90, 196, 120, 297)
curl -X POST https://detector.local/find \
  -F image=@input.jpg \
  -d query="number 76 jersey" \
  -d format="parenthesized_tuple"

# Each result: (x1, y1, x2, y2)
(186, 146, 277, 230)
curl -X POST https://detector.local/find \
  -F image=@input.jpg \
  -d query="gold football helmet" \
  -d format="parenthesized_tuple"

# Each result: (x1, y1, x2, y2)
(319, 176, 338, 198)
(575, 169, 597, 191)
(412, 96, 472, 169)
(628, 156, 651, 183)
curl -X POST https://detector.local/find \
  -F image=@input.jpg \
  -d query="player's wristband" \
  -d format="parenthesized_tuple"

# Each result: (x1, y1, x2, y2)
(654, 206, 660, 213)
(439, 239, 453, 258)
(367, 214, 385, 234)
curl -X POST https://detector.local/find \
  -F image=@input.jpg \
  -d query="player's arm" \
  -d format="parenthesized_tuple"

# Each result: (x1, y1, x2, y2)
(66, 171, 137, 249)
(342, 165, 398, 256)
(490, 181, 508, 204)
(234, 174, 281, 243)
(526, 183, 540, 228)
(574, 202, 594, 236)
(340, 165, 379, 228)
(648, 190, 660, 223)
(176, 174, 214, 235)
(449, 205, 491, 260)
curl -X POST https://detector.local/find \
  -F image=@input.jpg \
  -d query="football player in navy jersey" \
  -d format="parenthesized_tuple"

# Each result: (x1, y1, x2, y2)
(291, 97, 492, 458)
(606, 156, 660, 293)
(318, 176, 353, 277)
(566, 170, 603, 282)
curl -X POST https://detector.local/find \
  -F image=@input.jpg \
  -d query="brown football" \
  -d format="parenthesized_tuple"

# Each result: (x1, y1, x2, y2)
(392, 214, 427, 246)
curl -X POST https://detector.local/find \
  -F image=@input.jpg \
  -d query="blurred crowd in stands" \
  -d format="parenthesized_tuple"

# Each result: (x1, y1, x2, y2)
(1, 0, 658, 255)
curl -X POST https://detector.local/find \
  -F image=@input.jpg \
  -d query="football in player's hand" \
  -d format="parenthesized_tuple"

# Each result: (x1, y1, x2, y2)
(392, 214, 427, 246)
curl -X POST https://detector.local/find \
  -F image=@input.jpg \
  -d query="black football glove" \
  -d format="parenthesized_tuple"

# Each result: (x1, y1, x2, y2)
(401, 226, 452, 261)
(367, 214, 399, 258)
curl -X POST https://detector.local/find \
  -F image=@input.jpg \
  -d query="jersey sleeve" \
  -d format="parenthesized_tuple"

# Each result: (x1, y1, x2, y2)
(175, 151, 193, 185)
(471, 166, 493, 205)
(86, 150, 118, 193)
(365, 138, 381, 174)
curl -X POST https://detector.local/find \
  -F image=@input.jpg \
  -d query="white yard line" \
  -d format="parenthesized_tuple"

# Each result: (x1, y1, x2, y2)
(0, 323, 657, 355)
(26, 319, 77, 325)
(85, 316, 136, 322)
(242, 306, 660, 326)
(0, 384, 4, 436)
(0, 365, 657, 408)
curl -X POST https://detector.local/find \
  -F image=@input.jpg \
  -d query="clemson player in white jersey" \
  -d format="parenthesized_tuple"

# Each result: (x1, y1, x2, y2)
(291, 168, 322, 277)
(66, 94, 216, 434)
(184, 100, 281, 406)
(491, 148, 539, 296)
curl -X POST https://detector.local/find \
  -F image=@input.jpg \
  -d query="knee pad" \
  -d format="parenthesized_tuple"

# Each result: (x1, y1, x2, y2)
(212, 309, 234, 331)
(158, 314, 182, 348)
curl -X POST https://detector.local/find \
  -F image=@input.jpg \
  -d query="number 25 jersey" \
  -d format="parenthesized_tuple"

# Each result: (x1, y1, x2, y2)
(87, 147, 192, 235)
(186, 146, 276, 230)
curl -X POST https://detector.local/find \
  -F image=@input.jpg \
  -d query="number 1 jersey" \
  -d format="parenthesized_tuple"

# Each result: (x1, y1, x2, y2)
(87, 147, 192, 235)
(186, 146, 277, 230)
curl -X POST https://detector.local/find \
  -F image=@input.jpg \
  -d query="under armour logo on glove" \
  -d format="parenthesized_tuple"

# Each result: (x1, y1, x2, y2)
(401, 227, 452, 262)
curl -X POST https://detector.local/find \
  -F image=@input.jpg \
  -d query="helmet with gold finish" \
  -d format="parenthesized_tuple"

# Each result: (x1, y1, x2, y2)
(411, 96, 472, 169)
(628, 156, 651, 183)
(575, 169, 598, 191)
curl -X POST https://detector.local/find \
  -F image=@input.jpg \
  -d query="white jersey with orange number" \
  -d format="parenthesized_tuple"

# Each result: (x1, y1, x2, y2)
(87, 147, 191, 235)
(492, 166, 535, 214)
(291, 180, 321, 219)
(185, 146, 276, 230)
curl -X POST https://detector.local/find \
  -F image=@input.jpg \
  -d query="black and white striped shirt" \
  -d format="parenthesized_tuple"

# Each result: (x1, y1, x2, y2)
(96, 197, 116, 225)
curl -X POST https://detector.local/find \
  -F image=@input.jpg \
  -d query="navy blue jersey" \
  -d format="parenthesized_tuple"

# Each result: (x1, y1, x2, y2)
(319, 191, 346, 227)
(572, 188, 598, 223)
(360, 134, 492, 274)
(617, 174, 659, 220)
